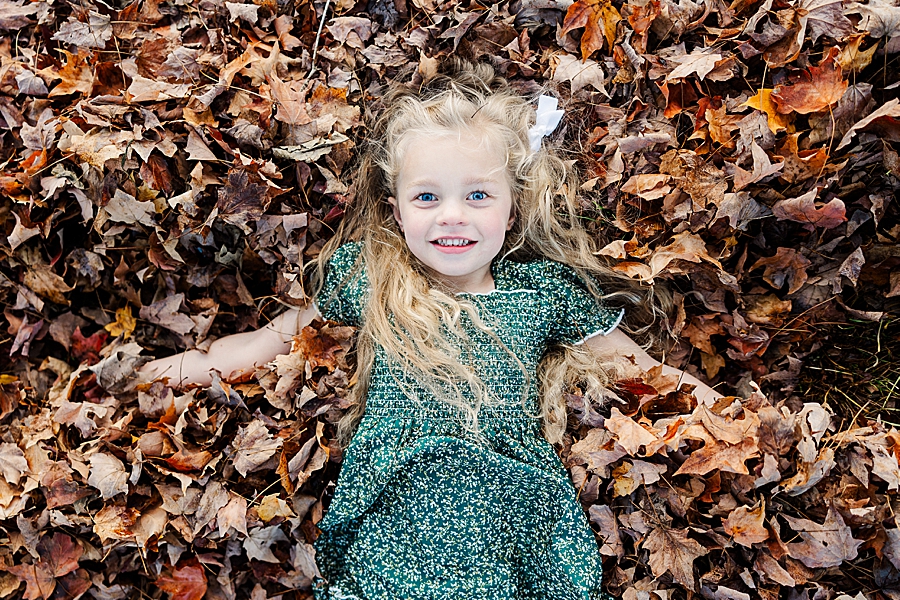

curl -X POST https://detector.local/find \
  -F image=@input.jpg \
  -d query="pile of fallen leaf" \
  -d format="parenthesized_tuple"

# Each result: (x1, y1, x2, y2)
(1, 0, 900, 596)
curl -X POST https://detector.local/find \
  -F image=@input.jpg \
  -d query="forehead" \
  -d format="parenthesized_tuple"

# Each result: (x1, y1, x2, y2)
(395, 130, 511, 187)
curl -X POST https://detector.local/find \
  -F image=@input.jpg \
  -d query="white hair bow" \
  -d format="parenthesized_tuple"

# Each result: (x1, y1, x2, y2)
(528, 95, 565, 152)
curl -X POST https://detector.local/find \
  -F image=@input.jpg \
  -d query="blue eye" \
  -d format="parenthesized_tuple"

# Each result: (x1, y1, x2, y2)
(416, 193, 437, 202)
(470, 191, 488, 201)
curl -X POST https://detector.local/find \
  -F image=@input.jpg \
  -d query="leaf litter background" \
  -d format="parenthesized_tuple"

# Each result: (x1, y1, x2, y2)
(2, 0, 900, 596)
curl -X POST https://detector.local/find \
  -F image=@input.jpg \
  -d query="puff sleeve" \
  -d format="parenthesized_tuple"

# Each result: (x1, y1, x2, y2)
(314, 241, 367, 327)
(542, 261, 625, 346)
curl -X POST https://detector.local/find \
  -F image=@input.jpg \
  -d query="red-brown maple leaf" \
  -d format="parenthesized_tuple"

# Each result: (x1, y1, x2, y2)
(155, 558, 207, 600)
(7, 533, 83, 600)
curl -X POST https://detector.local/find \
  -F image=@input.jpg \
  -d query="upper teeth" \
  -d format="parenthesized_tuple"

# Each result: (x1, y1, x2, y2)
(436, 239, 471, 246)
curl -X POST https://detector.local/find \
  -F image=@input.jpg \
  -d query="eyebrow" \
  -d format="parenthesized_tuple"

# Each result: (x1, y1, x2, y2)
(404, 176, 503, 189)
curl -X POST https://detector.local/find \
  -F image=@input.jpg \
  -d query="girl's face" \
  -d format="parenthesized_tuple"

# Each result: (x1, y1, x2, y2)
(388, 130, 515, 293)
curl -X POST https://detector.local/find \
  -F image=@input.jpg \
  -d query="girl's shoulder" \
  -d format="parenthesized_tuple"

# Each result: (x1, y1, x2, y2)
(327, 240, 364, 265)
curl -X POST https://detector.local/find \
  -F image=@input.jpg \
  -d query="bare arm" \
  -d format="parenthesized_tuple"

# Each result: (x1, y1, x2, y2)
(583, 328, 725, 405)
(138, 303, 321, 389)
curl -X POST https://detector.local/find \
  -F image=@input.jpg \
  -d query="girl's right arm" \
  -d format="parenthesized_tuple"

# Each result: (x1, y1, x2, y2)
(138, 303, 321, 389)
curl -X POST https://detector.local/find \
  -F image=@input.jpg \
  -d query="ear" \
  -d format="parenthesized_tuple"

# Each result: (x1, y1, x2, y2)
(506, 204, 516, 231)
(387, 196, 403, 231)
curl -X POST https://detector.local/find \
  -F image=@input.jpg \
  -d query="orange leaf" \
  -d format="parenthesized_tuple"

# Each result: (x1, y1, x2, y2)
(674, 437, 760, 475)
(48, 50, 94, 97)
(743, 88, 792, 134)
(658, 80, 698, 119)
(561, 0, 622, 60)
(626, 0, 659, 53)
(22, 149, 47, 176)
(156, 559, 207, 600)
(295, 325, 343, 371)
(771, 47, 848, 115)
(724, 501, 769, 547)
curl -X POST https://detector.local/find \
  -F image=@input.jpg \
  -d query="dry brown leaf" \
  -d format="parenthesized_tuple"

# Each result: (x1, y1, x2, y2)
(561, 0, 622, 59)
(87, 453, 129, 500)
(604, 407, 660, 455)
(676, 437, 760, 475)
(837, 97, 900, 149)
(772, 188, 847, 229)
(642, 526, 708, 590)
(231, 420, 283, 477)
(155, 559, 207, 600)
(772, 48, 848, 114)
(0, 442, 28, 485)
(723, 501, 769, 546)
(783, 504, 863, 568)
(750, 247, 812, 295)
(620, 174, 671, 199)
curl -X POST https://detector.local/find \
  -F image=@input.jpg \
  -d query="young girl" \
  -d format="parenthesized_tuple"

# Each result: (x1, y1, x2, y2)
(141, 59, 722, 600)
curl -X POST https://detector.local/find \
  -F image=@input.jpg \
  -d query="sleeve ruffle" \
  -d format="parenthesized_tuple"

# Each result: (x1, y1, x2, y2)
(539, 261, 625, 346)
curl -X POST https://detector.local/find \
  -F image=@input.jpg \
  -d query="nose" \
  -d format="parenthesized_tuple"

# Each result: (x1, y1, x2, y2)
(436, 196, 468, 226)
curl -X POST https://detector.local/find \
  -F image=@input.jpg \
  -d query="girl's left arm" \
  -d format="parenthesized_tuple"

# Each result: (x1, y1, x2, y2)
(583, 329, 725, 405)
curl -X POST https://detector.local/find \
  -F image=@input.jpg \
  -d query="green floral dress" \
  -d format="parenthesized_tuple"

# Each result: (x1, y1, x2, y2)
(311, 242, 624, 600)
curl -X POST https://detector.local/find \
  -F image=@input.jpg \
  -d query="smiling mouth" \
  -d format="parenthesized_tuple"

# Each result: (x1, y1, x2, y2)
(431, 238, 476, 247)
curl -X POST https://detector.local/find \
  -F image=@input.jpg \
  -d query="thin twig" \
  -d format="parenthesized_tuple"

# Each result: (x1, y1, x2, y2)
(306, 0, 333, 81)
